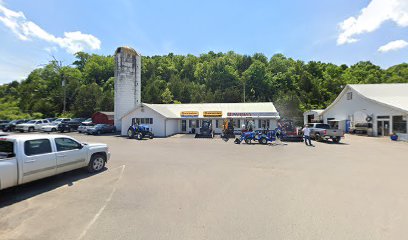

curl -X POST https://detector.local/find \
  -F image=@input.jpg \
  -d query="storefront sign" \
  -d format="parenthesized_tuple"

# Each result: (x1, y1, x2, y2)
(227, 112, 279, 117)
(203, 111, 223, 117)
(180, 111, 199, 118)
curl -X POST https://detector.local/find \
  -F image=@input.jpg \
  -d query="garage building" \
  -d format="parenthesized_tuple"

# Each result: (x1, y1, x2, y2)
(303, 109, 324, 124)
(319, 83, 408, 138)
(120, 102, 280, 137)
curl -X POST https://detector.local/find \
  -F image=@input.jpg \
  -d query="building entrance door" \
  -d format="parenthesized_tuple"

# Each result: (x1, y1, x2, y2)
(377, 120, 390, 136)
(181, 120, 187, 132)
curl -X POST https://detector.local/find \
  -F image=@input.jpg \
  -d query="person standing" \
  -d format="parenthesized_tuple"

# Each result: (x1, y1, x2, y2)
(302, 124, 314, 146)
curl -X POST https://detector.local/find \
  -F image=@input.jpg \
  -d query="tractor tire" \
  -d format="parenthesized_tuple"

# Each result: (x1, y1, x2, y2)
(245, 138, 251, 144)
(136, 132, 143, 140)
(260, 138, 267, 145)
(127, 128, 135, 139)
(149, 134, 154, 139)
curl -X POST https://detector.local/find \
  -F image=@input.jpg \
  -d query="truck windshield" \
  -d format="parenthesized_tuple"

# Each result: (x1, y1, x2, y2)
(0, 140, 14, 159)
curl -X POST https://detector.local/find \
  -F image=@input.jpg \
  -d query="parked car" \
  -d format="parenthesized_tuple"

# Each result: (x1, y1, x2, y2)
(15, 119, 51, 132)
(82, 118, 93, 125)
(87, 124, 116, 135)
(40, 122, 60, 132)
(0, 120, 10, 131)
(78, 122, 95, 133)
(0, 134, 110, 190)
(53, 118, 71, 124)
(350, 122, 372, 134)
(308, 123, 344, 143)
(58, 118, 87, 133)
(46, 118, 57, 122)
(2, 119, 29, 132)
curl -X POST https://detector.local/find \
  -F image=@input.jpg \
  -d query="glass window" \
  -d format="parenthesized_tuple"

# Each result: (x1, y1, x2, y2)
(347, 92, 352, 100)
(55, 138, 82, 151)
(215, 120, 219, 128)
(24, 139, 52, 156)
(316, 124, 330, 129)
(392, 116, 407, 134)
(150, 118, 153, 124)
(0, 141, 14, 159)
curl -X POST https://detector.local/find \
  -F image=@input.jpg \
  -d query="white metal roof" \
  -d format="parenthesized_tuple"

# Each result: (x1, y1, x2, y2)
(122, 102, 279, 119)
(324, 83, 408, 114)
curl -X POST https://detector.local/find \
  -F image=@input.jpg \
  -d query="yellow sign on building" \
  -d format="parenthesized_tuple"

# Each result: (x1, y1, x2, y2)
(203, 111, 222, 117)
(180, 111, 199, 117)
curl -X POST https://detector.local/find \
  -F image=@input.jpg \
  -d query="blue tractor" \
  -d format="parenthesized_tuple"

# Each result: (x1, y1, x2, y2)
(234, 129, 282, 144)
(127, 124, 154, 140)
(255, 129, 282, 144)
(234, 131, 257, 144)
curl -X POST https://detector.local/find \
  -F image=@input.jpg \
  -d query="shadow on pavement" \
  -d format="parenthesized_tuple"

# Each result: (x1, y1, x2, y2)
(0, 168, 106, 208)
(315, 140, 349, 145)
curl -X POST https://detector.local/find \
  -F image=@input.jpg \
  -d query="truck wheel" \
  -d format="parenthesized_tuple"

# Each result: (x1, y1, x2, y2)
(87, 154, 106, 173)
(333, 137, 341, 143)
(28, 127, 34, 132)
(51, 128, 56, 132)
(97, 130, 102, 135)
(315, 133, 322, 142)
(260, 138, 267, 145)
(127, 128, 135, 139)
(19, 130, 24, 133)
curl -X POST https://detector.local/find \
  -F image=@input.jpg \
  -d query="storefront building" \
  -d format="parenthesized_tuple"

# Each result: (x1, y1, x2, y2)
(119, 102, 280, 137)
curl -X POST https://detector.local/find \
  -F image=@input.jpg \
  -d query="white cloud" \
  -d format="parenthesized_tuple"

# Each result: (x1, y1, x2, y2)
(378, 40, 408, 52)
(337, 0, 408, 45)
(0, 3, 101, 54)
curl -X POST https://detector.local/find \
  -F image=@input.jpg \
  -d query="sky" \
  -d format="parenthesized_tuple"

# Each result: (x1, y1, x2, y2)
(0, 0, 407, 84)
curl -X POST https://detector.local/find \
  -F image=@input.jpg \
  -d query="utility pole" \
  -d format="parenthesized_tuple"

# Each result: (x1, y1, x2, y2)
(243, 81, 246, 103)
(62, 71, 66, 113)
(52, 57, 66, 113)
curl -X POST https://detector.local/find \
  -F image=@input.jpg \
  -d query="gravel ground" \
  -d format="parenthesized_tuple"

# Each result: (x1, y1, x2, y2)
(0, 133, 407, 240)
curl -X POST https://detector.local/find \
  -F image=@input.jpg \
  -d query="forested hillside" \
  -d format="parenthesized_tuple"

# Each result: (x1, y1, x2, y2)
(0, 51, 407, 120)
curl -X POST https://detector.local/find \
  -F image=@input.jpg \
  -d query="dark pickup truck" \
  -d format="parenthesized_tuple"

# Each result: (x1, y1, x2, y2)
(308, 123, 344, 143)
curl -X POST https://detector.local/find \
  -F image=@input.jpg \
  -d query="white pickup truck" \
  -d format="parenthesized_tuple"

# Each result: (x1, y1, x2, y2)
(0, 134, 110, 190)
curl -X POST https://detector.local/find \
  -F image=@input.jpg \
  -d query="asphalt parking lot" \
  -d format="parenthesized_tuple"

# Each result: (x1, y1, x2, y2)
(1, 133, 408, 240)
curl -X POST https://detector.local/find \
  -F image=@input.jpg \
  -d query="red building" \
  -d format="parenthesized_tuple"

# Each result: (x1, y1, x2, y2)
(92, 111, 114, 125)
